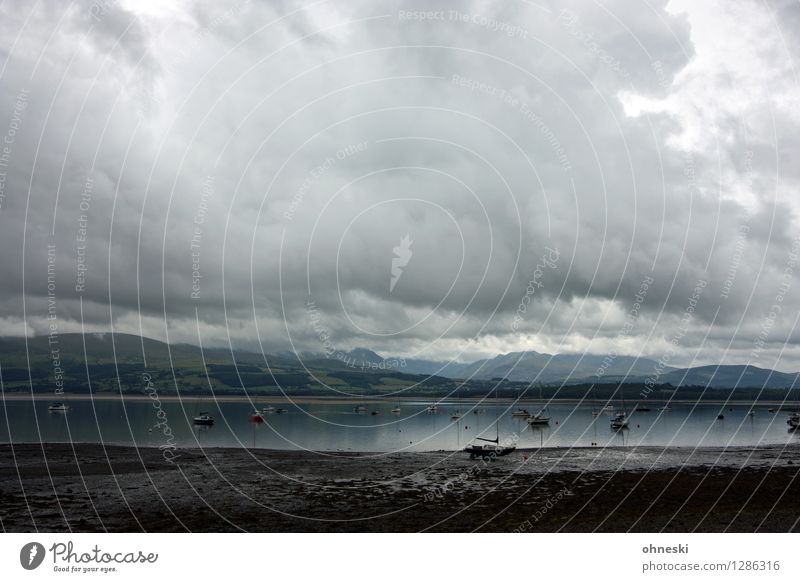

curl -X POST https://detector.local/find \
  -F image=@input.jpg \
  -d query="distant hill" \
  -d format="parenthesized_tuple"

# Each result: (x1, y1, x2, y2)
(328, 348, 800, 389)
(1, 333, 799, 392)
(658, 365, 800, 389)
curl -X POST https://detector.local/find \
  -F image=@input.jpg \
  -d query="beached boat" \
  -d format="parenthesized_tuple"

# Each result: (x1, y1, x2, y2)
(465, 389, 516, 459)
(465, 440, 516, 458)
(193, 412, 214, 426)
(47, 402, 70, 412)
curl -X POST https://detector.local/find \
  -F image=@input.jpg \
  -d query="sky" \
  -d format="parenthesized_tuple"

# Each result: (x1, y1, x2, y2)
(0, 0, 798, 370)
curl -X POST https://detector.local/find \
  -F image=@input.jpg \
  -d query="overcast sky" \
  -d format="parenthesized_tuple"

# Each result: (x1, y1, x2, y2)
(1, 0, 799, 370)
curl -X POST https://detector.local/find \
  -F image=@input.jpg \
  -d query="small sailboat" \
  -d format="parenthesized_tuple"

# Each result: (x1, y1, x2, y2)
(465, 438, 516, 458)
(451, 387, 463, 420)
(610, 411, 629, 430)
(528, 384, 550, 425)
(511, 408, 531, 418)
(464, 388, 516, 458)
(526, 412, 551, 426)
(193, 412, 214, 426)
(47, 402, 70, 412)
(610, 385, 629, 430)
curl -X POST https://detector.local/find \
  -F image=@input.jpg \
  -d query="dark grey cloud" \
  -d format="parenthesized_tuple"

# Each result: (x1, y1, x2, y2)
(0, 0, 798, 370)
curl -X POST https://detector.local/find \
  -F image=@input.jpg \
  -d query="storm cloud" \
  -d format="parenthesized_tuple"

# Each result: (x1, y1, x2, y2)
(1, 0, 799, 370)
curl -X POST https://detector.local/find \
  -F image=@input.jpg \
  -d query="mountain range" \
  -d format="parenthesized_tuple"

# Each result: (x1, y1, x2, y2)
(1, 333, 799, 391)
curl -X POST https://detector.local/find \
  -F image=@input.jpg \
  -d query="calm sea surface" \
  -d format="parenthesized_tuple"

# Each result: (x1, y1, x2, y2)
(1, 399, 798, 452)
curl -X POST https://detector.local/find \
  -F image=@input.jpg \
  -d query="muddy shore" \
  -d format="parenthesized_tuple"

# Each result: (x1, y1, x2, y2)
(2, 443, 800, 532)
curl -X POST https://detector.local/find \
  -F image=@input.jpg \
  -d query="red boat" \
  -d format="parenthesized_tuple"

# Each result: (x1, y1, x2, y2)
(249, 411, 264, 423)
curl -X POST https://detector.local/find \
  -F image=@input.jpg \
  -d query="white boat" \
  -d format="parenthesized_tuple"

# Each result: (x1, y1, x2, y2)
(526, 384, 551, 425)
(610, 412, 629, 430)
(193, 412, 214, 426)
(426, 404, 439, 413)
(262, 406, 276, 414)
(354, 405, 367, 413)
(511, 409, 531, 418)
(47, 402, 70, 412)
(526, 412, 550, 426)
(391, 406, 401, 414)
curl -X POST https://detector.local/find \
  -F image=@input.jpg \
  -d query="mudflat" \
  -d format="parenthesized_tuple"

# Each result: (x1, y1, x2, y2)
(2, 443, 799, 532)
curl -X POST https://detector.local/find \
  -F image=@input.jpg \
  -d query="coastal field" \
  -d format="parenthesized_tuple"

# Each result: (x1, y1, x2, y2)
(2, 443, 799, 532)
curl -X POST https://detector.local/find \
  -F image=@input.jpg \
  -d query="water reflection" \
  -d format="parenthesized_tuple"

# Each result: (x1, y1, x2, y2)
(2, 400, 799, 452)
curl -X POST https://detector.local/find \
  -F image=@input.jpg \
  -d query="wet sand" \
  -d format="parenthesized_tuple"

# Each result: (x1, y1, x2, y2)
(2, 443, 800, 532)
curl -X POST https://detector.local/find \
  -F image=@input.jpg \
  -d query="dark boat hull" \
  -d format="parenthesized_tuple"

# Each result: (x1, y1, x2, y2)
(464, 445, 516, 459)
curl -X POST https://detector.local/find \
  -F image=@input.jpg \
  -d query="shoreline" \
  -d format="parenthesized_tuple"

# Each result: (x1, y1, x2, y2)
(1, 392, 796, 406)
(2, 442, 799, 532)
(3, 440, 797, 454)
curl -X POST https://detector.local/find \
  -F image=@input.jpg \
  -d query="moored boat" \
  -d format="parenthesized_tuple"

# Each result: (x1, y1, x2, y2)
(464, 440, 516, 459)
(47, 402, 70, 412)
(526, 412, 550, 426)
(610, 411, 629, 430)
(193, 412, 214, 426)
